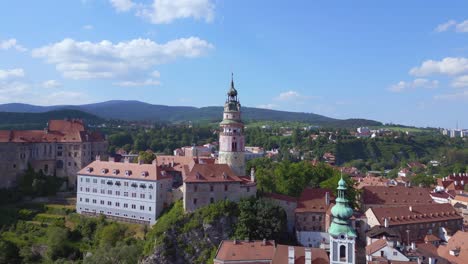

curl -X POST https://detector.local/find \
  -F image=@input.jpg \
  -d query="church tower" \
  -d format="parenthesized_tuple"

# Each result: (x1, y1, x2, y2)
(329, 176, 356, 264)
(218, 75, 246, 176)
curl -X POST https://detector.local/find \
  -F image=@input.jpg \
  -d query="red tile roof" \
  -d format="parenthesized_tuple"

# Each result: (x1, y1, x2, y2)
(366, 239, 388, 255)
(271, 244, 329, 264)
(437, 231, 468, 264)
(295, 188, 334, 213)
(264, 192, 297, 203)
(183, 164, 247, 183)
(214, 240, 275, 262)
(78, 160, 172, 181)
(362, 186, 433, 206)
(370, 203, 462, 226)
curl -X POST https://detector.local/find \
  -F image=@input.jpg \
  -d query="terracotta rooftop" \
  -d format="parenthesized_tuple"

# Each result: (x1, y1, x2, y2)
(424, 234, 441, 243)
(78, 160, 172, 181)
(271, 244, 329, 264)
(437, 231, 468, 264)
(264, 192, 297, 203)
(0, 119, 104, 143)
(183, 164, 251, 183)
(369, 203, 462, 227)
(295, 188, 334, 213)
(366, 239, 388, 255)
(362, 186, 433, 206)
(453, 195, 468, 203)
(214, 240, 275, 262)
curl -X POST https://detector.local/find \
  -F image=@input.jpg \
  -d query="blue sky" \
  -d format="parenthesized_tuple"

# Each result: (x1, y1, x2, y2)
(0, 0, 467, 128)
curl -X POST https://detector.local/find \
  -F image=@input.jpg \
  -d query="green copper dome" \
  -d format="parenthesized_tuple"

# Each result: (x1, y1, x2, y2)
(329, 176, 356, 238)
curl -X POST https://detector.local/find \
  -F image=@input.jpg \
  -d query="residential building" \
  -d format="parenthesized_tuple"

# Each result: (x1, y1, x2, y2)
(182, 163, 256, 212)
(436, 231, 468, 264)
(0, 119, 107, 189)
(365, 239, 410, 263)
(295, 188, 334, 248)
(76, 158, 172, 224)
(365, 203, 463, 244)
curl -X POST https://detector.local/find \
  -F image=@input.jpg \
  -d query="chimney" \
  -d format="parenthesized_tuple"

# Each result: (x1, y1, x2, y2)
(455, 181, 458, 186)
(262, 238, 267, 246)
(138, 157, 143, 165)
(325, 192, 330, 206)
(96, 155, 100, 161)
(288, 246, 295, 264)
(411, 242, 416, 250)
(171, 160, 174, 167)
(124, 156, 130, 163)
(233, 239, 238, 245)
(305, 248, 312, 264)
(250, 167, 256, 182)
(462, 180, 465, 186)
(384, 218, 389, 228)
(409, 206, 413, 212)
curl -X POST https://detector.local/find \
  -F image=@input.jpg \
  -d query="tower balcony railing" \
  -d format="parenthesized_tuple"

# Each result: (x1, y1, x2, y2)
(220, 132, 242, 136)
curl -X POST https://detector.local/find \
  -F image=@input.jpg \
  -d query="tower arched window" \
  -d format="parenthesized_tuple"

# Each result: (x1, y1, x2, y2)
(340, 245, 346, 261)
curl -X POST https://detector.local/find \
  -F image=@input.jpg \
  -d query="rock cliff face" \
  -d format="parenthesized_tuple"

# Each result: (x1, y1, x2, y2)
(141, 215, 236, 264)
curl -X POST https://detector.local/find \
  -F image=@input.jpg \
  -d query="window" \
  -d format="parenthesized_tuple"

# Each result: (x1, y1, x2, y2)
(210, 185, 214, 192)
(92, 199, 96, 204)
(57, 151, 63, 157)
(149, 195, 152, 199)
(132, 193, 136, 198)
(56, 160, 64, 169)
(140, 194, 145, 199)
(247, 187, 250, 192)
(101, 189, 105, 194)
(131, 204, 136, 209)
(101, 180, 105, 184)
(100, 200, 104, 205)
(116, 191, 120, 196)
(340, 245, 346, 261)
(85, 188, 90, 192)
(116, 202, 120, 207)
(393, 252, 398, 256)
(140, 205, 145, 210)
(68, 162, 71, 166)
(107, 190, 112, 195)
(124, 204, 128, 208)
(79, 198, 82, 202)
(93, 179, 97, 183)
(107, 201, 112, 206)
(124, 192, 128, 197)
(194, 185, 198, 192)
(224, 185, 228, 191)
(210, 197, 214, 204)
(149, 207, 152, 211)
(193, 198, 197, 205)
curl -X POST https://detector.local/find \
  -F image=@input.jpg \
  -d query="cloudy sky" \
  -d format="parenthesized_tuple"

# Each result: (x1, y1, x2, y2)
(0, 0, 467, 128)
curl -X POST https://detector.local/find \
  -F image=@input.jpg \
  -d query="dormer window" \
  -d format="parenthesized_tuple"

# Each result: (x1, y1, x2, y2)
(196, 172, 202, 179)
(140, 184, 146, 189)
(131, 183, 138, 188)
(223, 172, 228, 179)
(125, 170, 132, 176)
(86, 167, 93, 173)
(115, 181, 121, 186)
(112, 169, 120, 175)
(141, 171, 149, 177)
(101, 168, 108, 174)
(107, 181, 113, 185)
(149, 185, 153, 189)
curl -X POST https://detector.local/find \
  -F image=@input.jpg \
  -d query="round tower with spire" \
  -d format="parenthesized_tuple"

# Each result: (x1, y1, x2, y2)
(217, 74, 246, 176)
(329, 175, 356, 264)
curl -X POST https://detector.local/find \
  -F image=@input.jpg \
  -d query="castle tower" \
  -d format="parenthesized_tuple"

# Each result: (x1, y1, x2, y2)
(329, 176, 356, 264)
(217, 75, 246, 176)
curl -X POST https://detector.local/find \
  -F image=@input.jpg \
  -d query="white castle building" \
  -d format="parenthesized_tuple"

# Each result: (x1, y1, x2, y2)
(76, 157, 172, 224)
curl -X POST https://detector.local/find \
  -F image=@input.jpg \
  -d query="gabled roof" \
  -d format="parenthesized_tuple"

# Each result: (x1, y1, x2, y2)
(183, 164, 247, 183)
(437, 231, 468, 264)
(366, 239, 388, 255)
(272, 244, 329, 264)
(78, 160, 171, 181)
(295, 188, 334, 213)
(369, 203, 462, 226)
(362, 186, 433, 206)
(214, 240, 275, 262)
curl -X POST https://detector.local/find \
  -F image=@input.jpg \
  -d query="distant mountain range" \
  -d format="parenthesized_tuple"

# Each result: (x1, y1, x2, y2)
(0, 100, 382, 127)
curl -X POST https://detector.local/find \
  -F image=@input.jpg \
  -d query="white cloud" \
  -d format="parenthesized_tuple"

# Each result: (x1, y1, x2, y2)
(32, 37, 213, 80)
(150, 70, 160, 78)
(434, 89, 468, 101)
(435, 20, 457, 32)
(114, 79, 160, 87)
(434, 19, 468, 33)
(0, 68, 25, 80)
(256, 104, 277, 110)
(0, 38, 27, 52)
(42, 80, 62, 88)
(82, 24, 94, 30)
(109, 0, 135, 12)
(388, 78, 439, 92)
(451, 75, 468, 88)
(138, 0, 214, 24)
(456, 20, 468, 32)
(38, 91, 90, 105)
(274, 90, 315, 101)
(409, 57, 468, 76)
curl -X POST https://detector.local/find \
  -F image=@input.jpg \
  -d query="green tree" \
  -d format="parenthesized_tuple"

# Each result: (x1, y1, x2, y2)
(235, 198, 287, 242)
(138, 151, 156, 164)
(97, 223, 126, 248)
(46, 226, 70, 261)
(411, 174, 436, 188)
(0, 239, 20, 264)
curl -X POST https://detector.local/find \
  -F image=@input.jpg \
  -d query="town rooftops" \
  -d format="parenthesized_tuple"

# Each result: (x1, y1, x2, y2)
(437, 231, 468, 264)
(214, 240, 275, 263)
(78, 160, 172, 181)
(295, 188, 334, 213)
(271, 244, 329, 264)
(183, 163, 249, 183)
(362, 186, 433, 206)
(369, 203, 462, 227)
(0, 119, 104, 143)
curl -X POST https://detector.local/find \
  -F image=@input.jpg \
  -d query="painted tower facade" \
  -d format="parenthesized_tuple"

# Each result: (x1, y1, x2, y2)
(217, 76, 246, 176)
(329, 176, 356, 264)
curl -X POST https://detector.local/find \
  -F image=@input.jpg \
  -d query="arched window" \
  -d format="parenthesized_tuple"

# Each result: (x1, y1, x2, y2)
(56, 160, 64, 169)
(340, 245, 346, 261)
